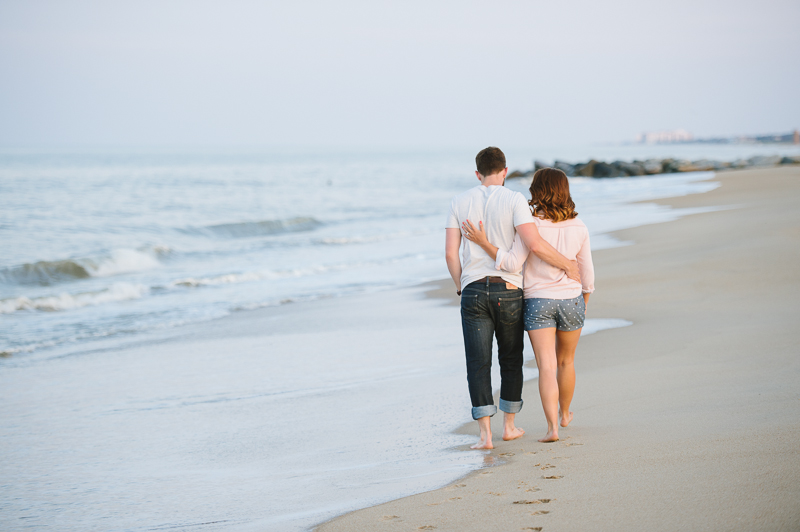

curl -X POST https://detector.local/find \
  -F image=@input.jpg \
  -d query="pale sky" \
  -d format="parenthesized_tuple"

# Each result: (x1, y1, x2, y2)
(1, 0, 798, 149)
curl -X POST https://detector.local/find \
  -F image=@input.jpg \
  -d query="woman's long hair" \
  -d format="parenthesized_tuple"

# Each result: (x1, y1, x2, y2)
(529, 168, 577, 222)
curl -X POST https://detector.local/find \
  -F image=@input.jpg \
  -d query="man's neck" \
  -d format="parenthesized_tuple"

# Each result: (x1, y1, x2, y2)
(481, 177, 504, 187)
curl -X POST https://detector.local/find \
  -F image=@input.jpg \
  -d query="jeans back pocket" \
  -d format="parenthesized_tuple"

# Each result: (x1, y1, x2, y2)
(497, 295, 523, 325)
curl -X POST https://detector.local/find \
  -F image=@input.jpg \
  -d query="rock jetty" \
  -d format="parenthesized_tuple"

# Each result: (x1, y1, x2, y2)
(507, 155, 800, 179)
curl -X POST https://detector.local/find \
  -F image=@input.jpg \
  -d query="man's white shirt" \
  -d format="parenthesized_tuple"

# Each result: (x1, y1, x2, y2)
(446, 185, 534, 289)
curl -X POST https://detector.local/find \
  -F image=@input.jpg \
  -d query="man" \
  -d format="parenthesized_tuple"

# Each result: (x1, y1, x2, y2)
(445, 147, 579, 449)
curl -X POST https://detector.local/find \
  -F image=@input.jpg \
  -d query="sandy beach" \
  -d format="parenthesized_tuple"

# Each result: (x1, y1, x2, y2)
(317, 166, 800, 531)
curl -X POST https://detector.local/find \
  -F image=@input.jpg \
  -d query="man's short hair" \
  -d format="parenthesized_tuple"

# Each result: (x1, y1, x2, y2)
(475, 147, 506, 177)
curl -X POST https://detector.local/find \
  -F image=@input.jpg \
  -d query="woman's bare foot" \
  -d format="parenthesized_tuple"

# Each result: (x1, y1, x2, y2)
(560, 410, 573, 428)
(502, 426, 525, 441)
(471, 436, 494, 449)
(538, 429, 559, 443)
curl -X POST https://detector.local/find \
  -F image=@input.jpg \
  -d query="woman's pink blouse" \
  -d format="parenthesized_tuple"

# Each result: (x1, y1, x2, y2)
(495, 217, 595, 300)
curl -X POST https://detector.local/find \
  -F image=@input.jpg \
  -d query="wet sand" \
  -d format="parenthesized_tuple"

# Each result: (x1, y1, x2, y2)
(316, 166, 800, 531)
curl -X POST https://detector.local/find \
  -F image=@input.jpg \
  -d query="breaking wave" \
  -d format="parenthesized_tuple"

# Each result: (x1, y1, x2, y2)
(184, 217, 322, 239)
(0, 282, 149, 314)
(1, 259, 93, 284)
(0, 248, 165, 286)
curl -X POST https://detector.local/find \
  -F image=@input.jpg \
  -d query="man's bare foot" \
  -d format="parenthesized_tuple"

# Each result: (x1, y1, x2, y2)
(471, 437, 494, 450)
(472, 416, 493, 449)
(502, 426, 525, 441)
(538, 429, 559, 443)
(560, 411, 573, 428)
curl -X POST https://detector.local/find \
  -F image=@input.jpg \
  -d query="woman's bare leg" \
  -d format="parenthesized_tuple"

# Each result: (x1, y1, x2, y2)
(555, 328, 582, 427)
(528, 328, 559, 442)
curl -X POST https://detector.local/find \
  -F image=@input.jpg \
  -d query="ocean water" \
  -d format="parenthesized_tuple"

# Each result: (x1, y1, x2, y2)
(1, 144, 778, 360)
(1, 150, 463, 359)
(0, 146, 786, 531)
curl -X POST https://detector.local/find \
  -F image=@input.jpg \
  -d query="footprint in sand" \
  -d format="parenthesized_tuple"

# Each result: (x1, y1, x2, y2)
(449, 497, 462, 501)
(380, 515, 400, 521)
(513, 499, 551, 505)
(488, 492, 504, 496)
(542, 475, 562, 480)
(522, 527, 543, 531)
(417, 526, 436, 530)
(500, 452, 515, 456)
(530, 510, 550, 515)
(526, 488, 542, 492)
(540, 465, 555, 470)
(564, 443, 583, 446)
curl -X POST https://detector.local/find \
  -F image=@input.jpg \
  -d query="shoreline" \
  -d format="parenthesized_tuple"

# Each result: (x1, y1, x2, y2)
(3, 167, 797, 531)
(316, 166, 800, 531)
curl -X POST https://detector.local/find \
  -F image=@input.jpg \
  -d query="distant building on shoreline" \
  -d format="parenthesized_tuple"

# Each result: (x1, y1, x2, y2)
(636, 129, 799, 145)
(636, 129, 693, 144)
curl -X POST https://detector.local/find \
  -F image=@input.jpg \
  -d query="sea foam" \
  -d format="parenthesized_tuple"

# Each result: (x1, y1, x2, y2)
(0, 282, 149, 314)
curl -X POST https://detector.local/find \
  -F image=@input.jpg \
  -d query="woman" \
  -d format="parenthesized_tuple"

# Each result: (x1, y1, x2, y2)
(462, 167, 594, 442)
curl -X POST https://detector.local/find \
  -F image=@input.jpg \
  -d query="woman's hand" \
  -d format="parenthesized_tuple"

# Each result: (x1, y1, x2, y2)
(462, 220, 488, 246)
(462, 219, 500, 261)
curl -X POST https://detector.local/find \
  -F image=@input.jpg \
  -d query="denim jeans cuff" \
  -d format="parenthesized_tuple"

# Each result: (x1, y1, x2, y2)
(471, 404, 497, 420)
(499, 398, 523, 414)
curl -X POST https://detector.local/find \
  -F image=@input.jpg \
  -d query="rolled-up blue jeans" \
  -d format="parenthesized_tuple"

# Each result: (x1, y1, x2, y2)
(461, 279, 525, 420)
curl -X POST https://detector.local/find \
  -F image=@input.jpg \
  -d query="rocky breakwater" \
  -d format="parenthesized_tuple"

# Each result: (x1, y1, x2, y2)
(507, 154, 800, 179)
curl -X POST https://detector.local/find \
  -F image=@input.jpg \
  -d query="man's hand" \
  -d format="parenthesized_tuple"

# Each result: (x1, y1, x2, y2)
(517, 223, 579, 280)
(565, 260, 581, 283)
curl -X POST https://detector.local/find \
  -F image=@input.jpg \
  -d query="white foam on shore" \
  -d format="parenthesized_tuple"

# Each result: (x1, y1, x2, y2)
(583, 318, 633, 335)
(172, 271, 269, 287)
(0, 282, 149, 314)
